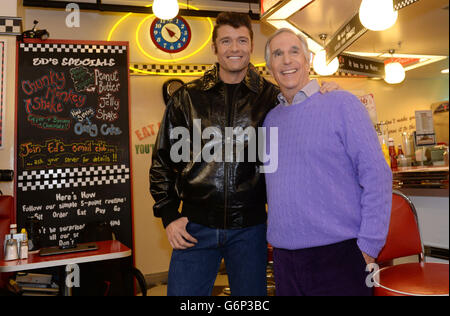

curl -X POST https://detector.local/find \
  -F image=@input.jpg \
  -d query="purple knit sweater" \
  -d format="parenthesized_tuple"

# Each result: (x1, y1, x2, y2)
(263, 90, 392, 258)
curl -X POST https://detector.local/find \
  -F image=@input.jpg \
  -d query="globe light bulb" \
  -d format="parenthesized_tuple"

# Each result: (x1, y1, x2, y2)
(312, 50, 339, 76)
(384, 62, 405, 84)
(359, 0, 398, 31)
(153, 0, 179, 20)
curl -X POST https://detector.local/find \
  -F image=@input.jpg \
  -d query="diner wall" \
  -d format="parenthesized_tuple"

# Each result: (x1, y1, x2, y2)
(0, 3, 448, 275)
(333, 76, 449, 145)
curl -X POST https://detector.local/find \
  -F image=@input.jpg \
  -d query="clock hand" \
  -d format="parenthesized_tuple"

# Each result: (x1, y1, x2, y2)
(166, 27, 176, 38)
(165, 27, 182, 42)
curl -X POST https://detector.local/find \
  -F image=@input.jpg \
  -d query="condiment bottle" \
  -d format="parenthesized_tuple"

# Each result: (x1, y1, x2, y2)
(9, 224, 17, 234)
(388, 138, 398, 170)
(397, 145, 408, 167)
(381, 143, 391, 168)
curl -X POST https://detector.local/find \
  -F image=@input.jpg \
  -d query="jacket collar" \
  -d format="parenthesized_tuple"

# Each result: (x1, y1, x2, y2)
(200, 63, 262, 93)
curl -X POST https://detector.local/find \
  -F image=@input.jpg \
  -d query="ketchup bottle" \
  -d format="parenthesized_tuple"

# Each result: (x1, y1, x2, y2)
(388, 138, 398, 170)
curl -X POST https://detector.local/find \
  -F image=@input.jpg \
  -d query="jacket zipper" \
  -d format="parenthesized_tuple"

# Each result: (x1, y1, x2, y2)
(223, 84, 237, 229)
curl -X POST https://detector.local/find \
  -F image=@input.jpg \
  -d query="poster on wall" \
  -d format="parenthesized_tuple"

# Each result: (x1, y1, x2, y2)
(15, 39, 133, 252)
(358, 93, 377, 125)
(0, 40, 6, 149)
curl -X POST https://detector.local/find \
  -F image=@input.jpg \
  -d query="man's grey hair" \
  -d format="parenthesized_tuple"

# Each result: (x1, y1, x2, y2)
(264, 28, 310, 70)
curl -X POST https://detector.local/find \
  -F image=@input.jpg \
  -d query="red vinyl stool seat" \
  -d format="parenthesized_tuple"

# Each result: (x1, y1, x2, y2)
(374, 263, 449, 296)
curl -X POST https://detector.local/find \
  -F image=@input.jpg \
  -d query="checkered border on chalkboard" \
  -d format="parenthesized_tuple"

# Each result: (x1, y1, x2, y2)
(19, 43, 127, 54)
(0, 17, 22, 35)
(17, 164, 130, 191)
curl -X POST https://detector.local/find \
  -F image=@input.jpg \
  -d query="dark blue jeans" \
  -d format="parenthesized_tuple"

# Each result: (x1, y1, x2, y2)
(167, 222, 268, 296)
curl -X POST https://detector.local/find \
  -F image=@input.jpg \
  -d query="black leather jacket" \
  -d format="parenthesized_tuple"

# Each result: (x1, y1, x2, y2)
(150, 63, 279, 229)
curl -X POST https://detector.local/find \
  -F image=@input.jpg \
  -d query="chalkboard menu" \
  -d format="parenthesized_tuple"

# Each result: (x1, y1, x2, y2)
(15, 39, 133, 250)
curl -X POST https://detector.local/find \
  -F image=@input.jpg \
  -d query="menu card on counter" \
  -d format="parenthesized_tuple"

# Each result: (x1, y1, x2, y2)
(15, 39, 133, 249)
(415, 110, 436, 146)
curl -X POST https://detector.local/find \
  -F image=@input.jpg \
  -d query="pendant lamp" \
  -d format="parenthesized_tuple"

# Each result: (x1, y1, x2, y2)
(359, 0, 398, 31)
(313, 50, 339, 76)
(384, 49, 405, 84)
(384, 61, 405, 84)
(153, 0, 179, 20)
(312, 34, 339, 76)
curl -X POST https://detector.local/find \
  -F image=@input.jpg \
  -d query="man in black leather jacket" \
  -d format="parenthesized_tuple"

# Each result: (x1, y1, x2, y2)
(150, 12, 337, 296)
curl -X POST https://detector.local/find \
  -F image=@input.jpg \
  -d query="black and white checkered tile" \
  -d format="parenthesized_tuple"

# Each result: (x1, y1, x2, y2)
(19, 43, 127, 54)
(394, 0, 419, 11)
(131, 63, 210, 75)
(17, 164, 130, 191)
(0, 17, 22, 35)
(130, 63, 360, 78)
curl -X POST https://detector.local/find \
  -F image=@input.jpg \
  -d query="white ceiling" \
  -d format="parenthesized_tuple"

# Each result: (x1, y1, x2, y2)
(49, 0, 450, 79)
(290, 0, 449, 56)
(288, 0, 449, 79)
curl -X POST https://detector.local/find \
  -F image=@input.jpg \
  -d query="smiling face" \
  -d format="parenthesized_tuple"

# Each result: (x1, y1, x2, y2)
(213, 25, 253, 83)
(268, 31, 311, 103)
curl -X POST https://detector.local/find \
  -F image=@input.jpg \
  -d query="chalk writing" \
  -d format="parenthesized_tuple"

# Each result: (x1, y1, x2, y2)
(62, 58, 116, 67)
(96, 93, 120, 122)
(19, 139, 118, 168)
(21, 70, 66, 95)
(69, 66, 95, 92)
(27, 114, 71, 130)
(94, 69, 120, 94)
(70, 107, 95, 123)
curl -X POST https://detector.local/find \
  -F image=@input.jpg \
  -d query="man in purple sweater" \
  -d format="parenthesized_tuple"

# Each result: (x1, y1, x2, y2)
(263, 29, 392, 296)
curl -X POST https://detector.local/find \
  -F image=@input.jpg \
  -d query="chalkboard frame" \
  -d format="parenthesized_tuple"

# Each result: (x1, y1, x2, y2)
(13, 38, 135, 262)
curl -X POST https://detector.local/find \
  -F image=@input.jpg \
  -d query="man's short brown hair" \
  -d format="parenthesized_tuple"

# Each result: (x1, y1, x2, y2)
(212, 12, 253, 47)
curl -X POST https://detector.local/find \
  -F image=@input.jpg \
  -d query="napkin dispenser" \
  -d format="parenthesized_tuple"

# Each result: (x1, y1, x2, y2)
(426, 145, 448, 165)
(4, 235, 19, 261)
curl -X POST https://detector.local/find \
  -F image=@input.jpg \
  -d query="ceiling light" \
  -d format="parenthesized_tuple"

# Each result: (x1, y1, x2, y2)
(384, 62, 405, 84)
(441, 69, 449, 74)
(312, 34, 339, 76)
(359, 0, 398, 31)
(153, 0, 179, 20)
(313, 50, 339, 76)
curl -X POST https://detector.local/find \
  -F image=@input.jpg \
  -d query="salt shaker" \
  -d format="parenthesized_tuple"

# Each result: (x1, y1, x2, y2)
(19, 240, 29, 260)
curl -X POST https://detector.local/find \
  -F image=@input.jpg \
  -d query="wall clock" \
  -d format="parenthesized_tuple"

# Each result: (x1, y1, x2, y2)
(150, 16, 192, 53)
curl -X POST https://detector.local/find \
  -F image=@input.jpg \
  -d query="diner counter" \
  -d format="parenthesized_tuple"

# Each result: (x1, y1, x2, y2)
(393, 166, 449, 197)
(392, 166, 449, 258)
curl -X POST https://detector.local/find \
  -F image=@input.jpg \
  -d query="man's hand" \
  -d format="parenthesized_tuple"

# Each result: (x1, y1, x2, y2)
(361, 251, 376, 265)
(319, 81, 340, 94)
(166, 217, 198, 250)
